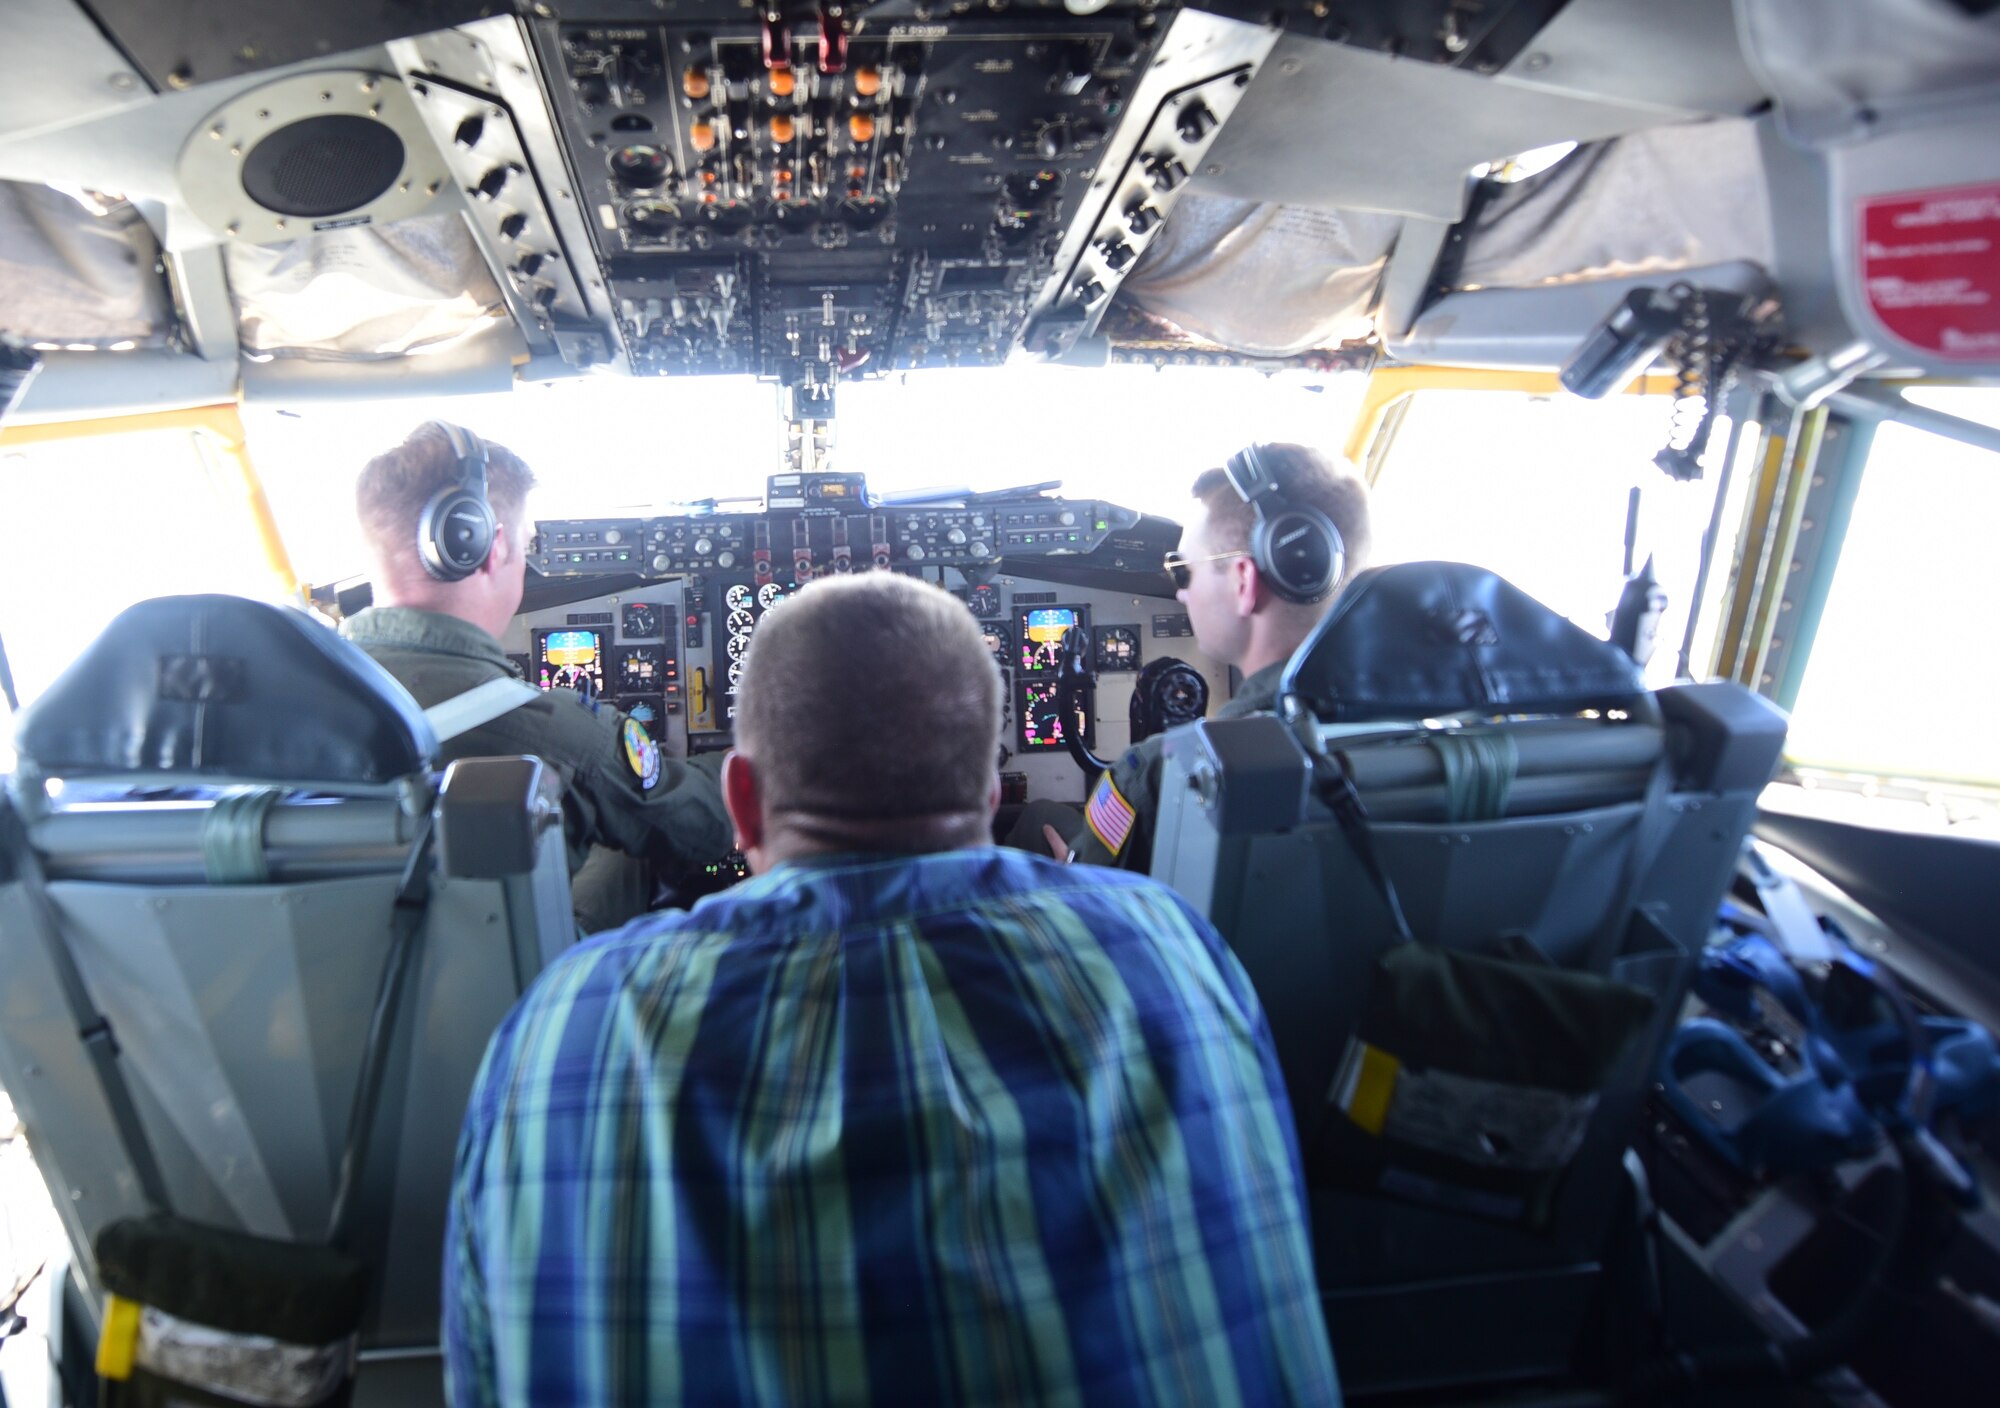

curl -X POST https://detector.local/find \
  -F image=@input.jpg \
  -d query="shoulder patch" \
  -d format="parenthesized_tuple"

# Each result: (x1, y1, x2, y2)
(621, 717, 662, 791)
(1084, 772, 1137, 859)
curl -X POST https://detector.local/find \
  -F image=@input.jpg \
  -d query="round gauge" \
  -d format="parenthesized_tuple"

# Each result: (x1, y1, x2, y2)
(618, 646, 662, 688)
(981, 622, 1013, 663)
(1093, 625, 1141, 672)
(549, 665, 596, 700)
(1023, 636, 1064, 674)
(757, 582, 787, 610)
(724, 584, 753, 611)
(965, 583, 1004, 619)
(609, 144, 672, 191)
(727, 608, 755, 633)
(726, 631, 752, 661)
(621, 602, 662, 638)
(728, 657, 746, 688)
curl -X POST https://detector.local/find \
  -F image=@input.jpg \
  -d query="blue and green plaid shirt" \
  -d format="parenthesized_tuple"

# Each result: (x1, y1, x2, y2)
(444, 847, 1338, 1406)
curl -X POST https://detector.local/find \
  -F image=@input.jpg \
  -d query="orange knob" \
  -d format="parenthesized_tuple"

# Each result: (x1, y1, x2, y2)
(770, 114, 795, 144)
(848, 112, 876, 143)
(690, 121, 716, 153)
(769, 68, 796, 98)
(682, 67, 710, 100)
(853, 66, 882, 97)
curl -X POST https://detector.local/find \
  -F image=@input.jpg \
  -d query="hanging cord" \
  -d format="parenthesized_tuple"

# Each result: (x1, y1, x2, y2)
(1654, 285, 1780, 482)
(1660, 284, 1713, 463)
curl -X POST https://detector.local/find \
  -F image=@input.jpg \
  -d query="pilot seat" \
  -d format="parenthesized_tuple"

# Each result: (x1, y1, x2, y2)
(0, 595, 575, 1406)
(1150, 561, 1788, 1401)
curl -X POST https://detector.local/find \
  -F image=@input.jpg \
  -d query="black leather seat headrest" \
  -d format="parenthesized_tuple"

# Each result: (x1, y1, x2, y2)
(1282, 561, 1646, 723)
(13, 595, 437, 785)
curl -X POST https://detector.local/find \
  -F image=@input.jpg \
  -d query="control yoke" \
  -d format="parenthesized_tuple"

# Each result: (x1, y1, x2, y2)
(1055, 625, 1111, 780)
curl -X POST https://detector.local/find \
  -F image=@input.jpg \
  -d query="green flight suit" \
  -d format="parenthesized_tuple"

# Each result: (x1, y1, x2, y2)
(1071, 661, 1286, 871)
(341, 607, 731, 920)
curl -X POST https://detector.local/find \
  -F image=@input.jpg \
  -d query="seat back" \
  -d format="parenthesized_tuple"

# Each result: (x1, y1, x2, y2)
(0, 596, 572, 1384)
(1152, 563, 1787, 1395)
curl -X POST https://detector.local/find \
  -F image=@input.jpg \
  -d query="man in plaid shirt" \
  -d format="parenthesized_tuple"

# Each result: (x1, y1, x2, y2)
(444, 571, 1338, 1406)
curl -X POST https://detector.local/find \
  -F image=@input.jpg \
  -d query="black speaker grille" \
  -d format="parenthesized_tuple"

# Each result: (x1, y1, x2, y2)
(241, 115, 405, 219)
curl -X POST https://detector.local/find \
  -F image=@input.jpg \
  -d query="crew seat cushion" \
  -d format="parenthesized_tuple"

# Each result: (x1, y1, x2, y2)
(13, 594, 436, 784)
(1284, 560, 1646, 722)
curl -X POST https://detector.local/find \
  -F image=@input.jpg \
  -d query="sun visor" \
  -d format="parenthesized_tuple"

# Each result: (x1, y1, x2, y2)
(1118, 194, 1395, 357)
(1453, 121, 1773, 294)
(0, 180, 172, 348)
(1735, 0, 2000, 144)
(226, 211, 505, 360)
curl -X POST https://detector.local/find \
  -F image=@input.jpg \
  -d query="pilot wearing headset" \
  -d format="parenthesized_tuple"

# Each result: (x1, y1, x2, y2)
(340, 422, 731, 928)
(1065, 443, 1372, 871)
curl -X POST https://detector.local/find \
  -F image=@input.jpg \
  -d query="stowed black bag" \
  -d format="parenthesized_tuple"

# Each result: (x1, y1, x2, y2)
(93, 1215, 370, 1408)
(1317, 938, 1655, 1229)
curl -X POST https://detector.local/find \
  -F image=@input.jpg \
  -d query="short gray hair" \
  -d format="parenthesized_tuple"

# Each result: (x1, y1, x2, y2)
(734, 572, 1002, 819)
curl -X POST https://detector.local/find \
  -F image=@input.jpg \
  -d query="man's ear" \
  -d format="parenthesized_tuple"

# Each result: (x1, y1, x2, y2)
(1232, 552, 1264, 616)
(481, 519, 516, 574)
(721, 751, 764, 855)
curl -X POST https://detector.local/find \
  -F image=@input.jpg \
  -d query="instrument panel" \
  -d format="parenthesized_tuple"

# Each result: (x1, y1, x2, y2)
(529, 4, 1269, 377)
(509, 482, 1229, 808)
(533, 494, 1137, 581)
(525, 604, 685, 735)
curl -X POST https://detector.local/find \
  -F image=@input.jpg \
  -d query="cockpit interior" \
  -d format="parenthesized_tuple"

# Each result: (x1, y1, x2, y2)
(3, 1, 2000, 1405)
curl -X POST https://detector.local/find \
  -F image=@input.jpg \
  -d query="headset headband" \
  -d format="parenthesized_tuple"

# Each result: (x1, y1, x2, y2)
(428, 420, 489, 494)
(1224, 444, 1281, 511)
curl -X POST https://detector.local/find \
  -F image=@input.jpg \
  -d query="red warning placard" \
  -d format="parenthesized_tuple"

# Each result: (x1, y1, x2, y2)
(1859, 181, 2000, 361)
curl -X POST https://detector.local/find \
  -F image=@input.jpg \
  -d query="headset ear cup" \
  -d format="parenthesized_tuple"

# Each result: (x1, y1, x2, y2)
(418, 485, 497, 582)
(1253, 505, 1344, 604)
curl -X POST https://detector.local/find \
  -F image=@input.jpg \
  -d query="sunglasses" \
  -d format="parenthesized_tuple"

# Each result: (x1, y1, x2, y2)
(1163, 549, 1248, 591)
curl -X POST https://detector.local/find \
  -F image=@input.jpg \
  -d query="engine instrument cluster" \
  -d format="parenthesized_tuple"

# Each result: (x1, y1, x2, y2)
(1093, 624, 1141, 672)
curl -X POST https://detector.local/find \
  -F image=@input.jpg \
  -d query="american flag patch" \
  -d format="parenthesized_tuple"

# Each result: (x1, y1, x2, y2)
(1085, 774, 1137, 858)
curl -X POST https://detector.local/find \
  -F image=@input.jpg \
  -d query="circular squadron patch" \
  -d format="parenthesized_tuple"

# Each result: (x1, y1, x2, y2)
(622, 717, 662, 791)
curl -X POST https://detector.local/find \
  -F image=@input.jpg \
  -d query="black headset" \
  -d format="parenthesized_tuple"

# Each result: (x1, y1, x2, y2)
(416, 420, 498, 582)
(1223, 443, 1345, 605)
